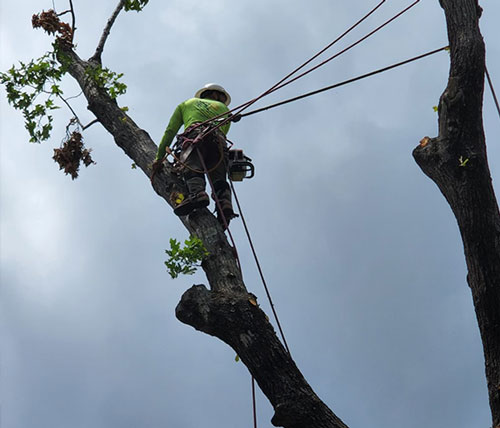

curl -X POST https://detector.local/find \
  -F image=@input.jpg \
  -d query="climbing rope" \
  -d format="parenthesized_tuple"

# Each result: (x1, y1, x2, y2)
(252, 377, 257, 428)
(249, 0, 421, 103)
(240, 46, 448, 119)
(195, 146, 242, 273)
(485, 65, 500, 121)
(163, 4, 443, 426)
(191, 0, 421, 141)
(229, 179, 292, 355)
(174, 127, 227, 175)
(193, 145, 261, 427)
(228, 0, 391, 118)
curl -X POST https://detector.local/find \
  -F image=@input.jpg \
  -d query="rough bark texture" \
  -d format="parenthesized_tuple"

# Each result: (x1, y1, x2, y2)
(59, 46, 348, 428)
(413, 1, 500, 426)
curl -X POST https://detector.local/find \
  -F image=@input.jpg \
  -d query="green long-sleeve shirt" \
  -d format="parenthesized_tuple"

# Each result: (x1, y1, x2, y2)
(156, 97, 231, 160)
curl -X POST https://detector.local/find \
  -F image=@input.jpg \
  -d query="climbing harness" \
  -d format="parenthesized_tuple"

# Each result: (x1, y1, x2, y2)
(173, 125, 226, 174)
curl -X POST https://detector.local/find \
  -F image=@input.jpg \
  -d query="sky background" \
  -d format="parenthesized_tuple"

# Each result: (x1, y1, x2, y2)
(1, 1, 499, 427)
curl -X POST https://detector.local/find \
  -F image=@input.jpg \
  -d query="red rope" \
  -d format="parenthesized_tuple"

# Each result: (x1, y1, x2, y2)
(195, 0, 421, 142)
(195, 147, 242, 273)
(261, 0, 421, 97)
(186, 0, 392, 138)
(184, 5, 426, 424)
(228, 0, 389, 118)
(194, 147, 261, 428)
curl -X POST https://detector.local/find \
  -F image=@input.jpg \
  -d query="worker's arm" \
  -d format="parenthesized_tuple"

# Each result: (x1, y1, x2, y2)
(156, 103, 184, 160)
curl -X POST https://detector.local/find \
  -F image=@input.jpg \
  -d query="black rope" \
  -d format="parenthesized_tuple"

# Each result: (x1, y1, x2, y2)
(240, 46, 448, 119)
(256, 0, 421, 102)
(252, 377, 257, 428)
(229, 180, 292, 356)
(191, 0, 420, 139)
(229, 0, 390, 117)
(485, 65, 500, 121)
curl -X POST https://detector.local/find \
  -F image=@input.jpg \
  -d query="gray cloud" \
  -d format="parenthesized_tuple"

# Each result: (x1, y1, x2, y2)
(1, 1, 499, 427)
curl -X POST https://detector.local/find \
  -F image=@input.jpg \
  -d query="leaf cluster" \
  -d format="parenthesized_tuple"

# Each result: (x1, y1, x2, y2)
(32, 9, 73, 49)
(85, 65, 127, 99)
(124, 0, 149, 12)
(164, 236, 209, 279)
(53, 131, 95, 179)
(0, 52, 66, 143)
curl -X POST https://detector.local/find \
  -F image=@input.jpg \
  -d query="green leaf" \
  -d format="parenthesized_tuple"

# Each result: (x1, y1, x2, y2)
(1, 51, 67, 143)
(164, 236, 209, 279)
(124, 0, 149, 12)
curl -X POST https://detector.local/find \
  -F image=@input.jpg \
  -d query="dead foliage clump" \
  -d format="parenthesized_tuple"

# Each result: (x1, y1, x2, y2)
(32, 9, 73, 49)
(53, 131, 95, 179)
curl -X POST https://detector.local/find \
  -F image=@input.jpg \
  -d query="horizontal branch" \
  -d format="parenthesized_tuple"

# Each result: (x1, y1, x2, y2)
(82, 118, 99, 130)
(176, 284, 348, 428)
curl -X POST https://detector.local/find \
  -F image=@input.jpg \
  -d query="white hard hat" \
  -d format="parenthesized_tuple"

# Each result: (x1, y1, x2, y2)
(194, 83, 231, 106)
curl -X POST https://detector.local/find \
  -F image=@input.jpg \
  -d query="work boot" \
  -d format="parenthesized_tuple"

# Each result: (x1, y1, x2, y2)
(216, 199, 238, 228)
(173, 191, 209, 216)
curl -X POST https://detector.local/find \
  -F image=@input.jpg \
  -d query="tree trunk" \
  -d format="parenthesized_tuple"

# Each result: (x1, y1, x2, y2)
(60, 48, 348, 428)
(413, 1, 500, 426)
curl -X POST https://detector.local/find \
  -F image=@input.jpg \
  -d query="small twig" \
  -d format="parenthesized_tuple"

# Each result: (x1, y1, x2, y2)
(65, 117, 78, 135)
(65, 90, 83, 101)
(57, 93, 82, 127)
(82, 119, 99, 130)
(90, 0, 126, 63)
(57, 9, 71, 16)
(68, 0, 76, 40)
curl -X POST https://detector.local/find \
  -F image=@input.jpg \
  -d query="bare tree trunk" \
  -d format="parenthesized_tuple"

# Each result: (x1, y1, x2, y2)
(413, 1, 500, 426)
(59, 47, 348, 428)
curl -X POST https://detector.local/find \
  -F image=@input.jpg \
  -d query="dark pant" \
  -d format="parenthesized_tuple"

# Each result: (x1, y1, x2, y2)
(181, 128, 231, 203)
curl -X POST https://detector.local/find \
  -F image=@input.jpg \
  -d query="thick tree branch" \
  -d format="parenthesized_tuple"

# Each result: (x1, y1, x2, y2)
(413, 1, 500, 426)
(176, 285, 348, 428)
(58, 42, 349, 428)
(90, 0, 126, 63)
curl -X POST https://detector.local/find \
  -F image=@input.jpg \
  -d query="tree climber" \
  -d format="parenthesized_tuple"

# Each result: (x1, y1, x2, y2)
(153, 83, 237, 225)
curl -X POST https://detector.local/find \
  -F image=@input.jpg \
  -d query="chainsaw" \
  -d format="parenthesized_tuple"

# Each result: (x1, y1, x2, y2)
(227, 149, 255, 181)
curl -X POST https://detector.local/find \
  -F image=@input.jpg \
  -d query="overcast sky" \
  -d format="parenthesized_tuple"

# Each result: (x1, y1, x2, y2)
(1, 1, 499, 427)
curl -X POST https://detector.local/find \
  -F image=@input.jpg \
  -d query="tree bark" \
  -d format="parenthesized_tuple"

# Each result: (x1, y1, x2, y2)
(60, 47, 348, 428)
(413, 1, 500, 426)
